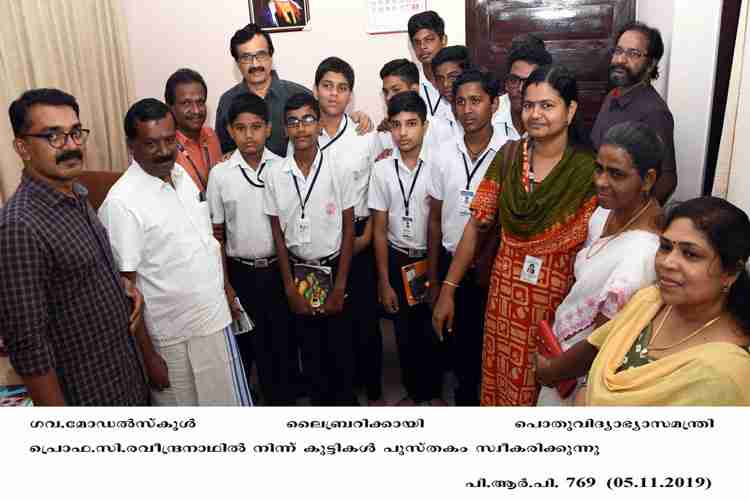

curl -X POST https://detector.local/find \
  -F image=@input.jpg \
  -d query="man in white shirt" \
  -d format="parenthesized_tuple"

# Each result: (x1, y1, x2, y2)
(207, 93, 295, 405)
(313, 57, 385, 405)
(99, 98, 250, 406)
(408, 10, 451, 120)
(369, 91, 443, 406)
(427, 70, 507, 406)
(263, 93, 357, 406)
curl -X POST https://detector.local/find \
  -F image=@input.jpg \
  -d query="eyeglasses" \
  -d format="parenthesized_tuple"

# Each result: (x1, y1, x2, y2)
(22, 128, 91, 149)
(610, 46, 648, 60)
(237, 50, 271, 64)
(505, 74, 528, 88)
(285, 115, 318, 128)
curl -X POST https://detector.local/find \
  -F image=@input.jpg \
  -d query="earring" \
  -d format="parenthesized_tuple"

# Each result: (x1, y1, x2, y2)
(722, 284, 731, 294)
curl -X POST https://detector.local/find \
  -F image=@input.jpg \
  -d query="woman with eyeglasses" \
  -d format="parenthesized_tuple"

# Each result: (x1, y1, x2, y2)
(433, 64, 597, 406)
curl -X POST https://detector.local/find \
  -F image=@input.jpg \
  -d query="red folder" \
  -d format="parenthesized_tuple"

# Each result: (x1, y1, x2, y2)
(536, 320, 577, 399)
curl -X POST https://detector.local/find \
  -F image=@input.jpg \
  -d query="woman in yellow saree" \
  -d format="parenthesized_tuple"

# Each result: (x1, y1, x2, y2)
(433, 65, 597, 405)
(539, 197, 750, 405)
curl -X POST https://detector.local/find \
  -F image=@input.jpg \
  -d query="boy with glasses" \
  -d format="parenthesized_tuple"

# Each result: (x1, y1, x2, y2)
(263, 93, 357, 406)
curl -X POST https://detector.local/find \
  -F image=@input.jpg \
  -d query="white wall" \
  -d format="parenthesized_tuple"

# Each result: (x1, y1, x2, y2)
(636, 0, 674, 99)
(122, 0, 465, 126)
(727, 25, 750, 215)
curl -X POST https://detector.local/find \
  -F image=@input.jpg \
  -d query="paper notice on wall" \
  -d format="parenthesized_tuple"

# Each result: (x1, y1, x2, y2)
(367, 0, 428, 34)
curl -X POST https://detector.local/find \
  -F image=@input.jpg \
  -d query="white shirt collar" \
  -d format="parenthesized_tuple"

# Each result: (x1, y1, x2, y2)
(392, 143, 429, 169)
(455, 122, 509, 158)
(129, 159, 185, 190)
(232, 148, 277, 171)
(319, 114, 349, 141)
(281, 147, 322, 177)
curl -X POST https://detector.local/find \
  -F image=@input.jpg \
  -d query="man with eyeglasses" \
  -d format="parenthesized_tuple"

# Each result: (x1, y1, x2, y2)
(591, 21, 677, 204)
(0, 88, 148, 406)
(498, 34, 553, 140)
(216, 23, 372, 157)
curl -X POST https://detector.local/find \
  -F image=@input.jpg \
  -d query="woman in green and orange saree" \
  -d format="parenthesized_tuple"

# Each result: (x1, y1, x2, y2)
(433, 65, 597, 405)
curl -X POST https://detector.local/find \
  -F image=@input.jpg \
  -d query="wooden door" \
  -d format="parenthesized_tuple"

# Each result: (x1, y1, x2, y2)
(466, 0, 636, 131)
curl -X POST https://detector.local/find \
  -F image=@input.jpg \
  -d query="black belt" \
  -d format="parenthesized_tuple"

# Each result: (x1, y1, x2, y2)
(231, 256, 278, 268)
(354, 215, 370, 223)
(389, 242, 426, 258)
(289, 251, 340, 266)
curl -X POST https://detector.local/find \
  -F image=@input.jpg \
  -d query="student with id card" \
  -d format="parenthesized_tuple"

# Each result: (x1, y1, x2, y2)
(263, 93, 357, 406)
(369, 91, 444, 406)
(206, 93, 297, 406)
(427, 70, 507, 406)
(313, 57, 386, 405)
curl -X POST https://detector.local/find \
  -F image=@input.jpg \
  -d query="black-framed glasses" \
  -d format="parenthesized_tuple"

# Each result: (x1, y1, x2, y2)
(505, 74, 528, 88)
(22, 128, 90, 149)
(285, 115, 318, 128)
(237, 50, 271, 64)
(610, 46, 648, 60)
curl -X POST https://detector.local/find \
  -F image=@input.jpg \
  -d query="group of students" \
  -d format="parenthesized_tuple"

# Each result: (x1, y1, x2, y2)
(3, 9, 750, 407)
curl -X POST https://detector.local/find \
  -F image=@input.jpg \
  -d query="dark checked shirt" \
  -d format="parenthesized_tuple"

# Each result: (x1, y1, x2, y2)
(0, 172, 148, 406)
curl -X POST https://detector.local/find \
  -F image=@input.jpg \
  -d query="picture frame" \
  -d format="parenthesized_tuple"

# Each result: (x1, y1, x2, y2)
(248, 0, 310, 32)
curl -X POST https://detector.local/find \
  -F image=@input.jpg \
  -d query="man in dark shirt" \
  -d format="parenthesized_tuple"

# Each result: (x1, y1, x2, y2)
(0, 88, 148, 406)
(591, 21, 677, 203)
(215, 23, 372, 156)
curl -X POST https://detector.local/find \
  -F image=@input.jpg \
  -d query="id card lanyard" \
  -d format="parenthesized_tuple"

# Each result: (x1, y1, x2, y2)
(239, 161, 267, 188)
(176, 142, 208, 191)
(423, 84, 442, 117)
(292, 153, 324, 220)
(460, 148, 493, 191)
(319, 115, 348, 152)
(394, 158, 424, 217)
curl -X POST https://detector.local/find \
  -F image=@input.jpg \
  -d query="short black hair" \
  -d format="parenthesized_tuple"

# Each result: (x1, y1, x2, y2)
(387, 90, 427, 122)
(432, 45, 472, 73)
(315, 57, 355, 90)
(614, 21, 665, 80)
(230, 23, 274, 60)
(9, 88, 80, 136)
(124, 98, 174, 141)
(601, 121, 664, 180)
(164, 68, 208, 106)
(227, 93, 269, 125)
(452, 69, 500, 99)
(507, 34, 553, 74)
(408, 10, 445, 40)
(284, 92, 320, 120)
(380, 59, 420, 86)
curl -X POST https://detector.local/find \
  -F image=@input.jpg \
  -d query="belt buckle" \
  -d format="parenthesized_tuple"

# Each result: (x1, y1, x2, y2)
(408, 248, 423, 258)
(255, 258, 269, 268)
(308, 259, 321, 266)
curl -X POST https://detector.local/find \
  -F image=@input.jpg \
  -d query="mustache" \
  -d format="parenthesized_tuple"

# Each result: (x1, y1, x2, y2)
(248, 67, 265, 73)
(154, 153, 175, 164)
(56, 149, 83, 164)
(609, 63, 629, 73)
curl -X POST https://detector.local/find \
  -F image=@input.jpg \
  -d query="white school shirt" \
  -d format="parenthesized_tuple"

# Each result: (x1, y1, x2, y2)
(368, 147, 432, 250)
(318, 114, 382, 218)
(206, 148, 282, 259)
(98, 161, 231, 346)
(428, 125, 509, 253)
(418, 67, 452, 120)
(495, 94, 522, 141)
(263, 148, 355, 261)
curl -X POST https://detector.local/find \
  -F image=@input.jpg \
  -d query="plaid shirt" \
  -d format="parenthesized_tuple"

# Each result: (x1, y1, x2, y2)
(0, 172, 148, 406)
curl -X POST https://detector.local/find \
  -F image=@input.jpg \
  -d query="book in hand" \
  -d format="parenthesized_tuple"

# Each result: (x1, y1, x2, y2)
(400, 259, 428, 306)
(536, 320, 578, 399)
(230, 297, 254, 336)
(293, 263, 333, 309)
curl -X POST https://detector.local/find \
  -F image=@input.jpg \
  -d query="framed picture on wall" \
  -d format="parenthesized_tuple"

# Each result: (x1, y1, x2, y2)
(249, 0, 310, 32)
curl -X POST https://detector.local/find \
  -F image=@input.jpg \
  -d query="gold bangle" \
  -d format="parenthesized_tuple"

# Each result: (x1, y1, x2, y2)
(443, 279, 460, 288)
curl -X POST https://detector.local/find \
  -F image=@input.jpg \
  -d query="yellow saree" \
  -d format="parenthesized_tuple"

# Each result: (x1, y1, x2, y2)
(586, 286, 750, 406)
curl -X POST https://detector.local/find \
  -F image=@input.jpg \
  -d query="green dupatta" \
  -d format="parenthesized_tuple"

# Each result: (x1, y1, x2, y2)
(496, 140, 596, 238)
